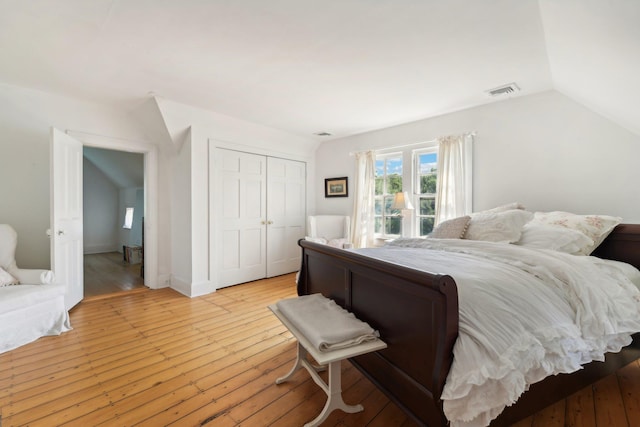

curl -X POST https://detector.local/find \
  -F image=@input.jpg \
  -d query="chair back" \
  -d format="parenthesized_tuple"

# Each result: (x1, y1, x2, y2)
(307, 215, 351, 240)
(0, 224, 18, 270)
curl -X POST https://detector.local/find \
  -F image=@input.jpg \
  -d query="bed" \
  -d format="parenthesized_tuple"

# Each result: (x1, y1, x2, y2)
(296, 218, 640, 427)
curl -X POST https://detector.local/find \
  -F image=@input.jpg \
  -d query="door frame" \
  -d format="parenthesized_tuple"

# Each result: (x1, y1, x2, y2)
(57, 130, 160, 289)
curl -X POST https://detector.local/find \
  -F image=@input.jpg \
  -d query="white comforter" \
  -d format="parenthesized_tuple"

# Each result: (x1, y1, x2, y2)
(356, 239, 640, 427)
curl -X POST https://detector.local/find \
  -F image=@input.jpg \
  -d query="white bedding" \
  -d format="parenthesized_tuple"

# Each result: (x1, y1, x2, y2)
(356, 238, 640, 427)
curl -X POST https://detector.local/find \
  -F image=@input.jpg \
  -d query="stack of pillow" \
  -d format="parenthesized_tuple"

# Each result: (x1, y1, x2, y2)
(429, 202, 622, 256)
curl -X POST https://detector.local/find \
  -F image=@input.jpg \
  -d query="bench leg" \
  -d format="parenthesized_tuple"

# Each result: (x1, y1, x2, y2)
(276, 342, 305, 384)
(275, 341, 363, 427)
(276, 343, 325, 384)
(304, 360, 363, 427)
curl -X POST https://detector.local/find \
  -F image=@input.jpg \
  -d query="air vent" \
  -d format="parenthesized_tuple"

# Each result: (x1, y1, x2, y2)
(485, 83, 520, 97)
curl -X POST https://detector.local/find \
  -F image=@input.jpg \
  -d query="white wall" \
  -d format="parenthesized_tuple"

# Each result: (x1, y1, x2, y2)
(118, 187, 144, 251)
(169, 131, 193, 294)
(83, 157, 119, 254)
(0, 82, 163, 269)
(0, 82, 318, 296)
(155, 98, 319, 296)
(314, 90, 640, 223)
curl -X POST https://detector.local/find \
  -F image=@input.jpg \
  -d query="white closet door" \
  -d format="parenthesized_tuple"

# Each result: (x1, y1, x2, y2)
(216, 149, 267, 288)
(266, 157, 306, 277)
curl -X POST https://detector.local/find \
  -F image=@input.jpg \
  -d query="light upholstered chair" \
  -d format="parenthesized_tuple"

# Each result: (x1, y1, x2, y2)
(306, 215, 352, 249)
(0, 224, 71, 353)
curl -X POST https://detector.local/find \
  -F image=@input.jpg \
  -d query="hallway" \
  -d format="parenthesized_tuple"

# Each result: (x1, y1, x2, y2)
(83, 252, 146, 299)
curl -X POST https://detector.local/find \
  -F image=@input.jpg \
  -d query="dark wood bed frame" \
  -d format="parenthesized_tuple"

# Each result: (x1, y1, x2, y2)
(296, 224, 640, 426)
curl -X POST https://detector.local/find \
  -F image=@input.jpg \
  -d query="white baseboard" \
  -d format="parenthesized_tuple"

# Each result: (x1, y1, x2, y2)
(170, 275, 216, 297)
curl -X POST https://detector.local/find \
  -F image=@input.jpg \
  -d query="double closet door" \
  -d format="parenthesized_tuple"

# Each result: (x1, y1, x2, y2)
(213, 148, 306, 288)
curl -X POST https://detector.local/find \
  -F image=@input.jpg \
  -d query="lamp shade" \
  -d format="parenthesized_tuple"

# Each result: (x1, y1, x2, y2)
(391, 191, 414, 210)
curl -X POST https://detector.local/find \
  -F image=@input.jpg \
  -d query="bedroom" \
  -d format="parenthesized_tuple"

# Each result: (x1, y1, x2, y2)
(1, 0, 640, 426)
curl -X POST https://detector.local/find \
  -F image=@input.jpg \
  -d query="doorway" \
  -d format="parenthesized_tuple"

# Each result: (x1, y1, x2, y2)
(51, 128, 159, 309)
(82, 146, 145, 298)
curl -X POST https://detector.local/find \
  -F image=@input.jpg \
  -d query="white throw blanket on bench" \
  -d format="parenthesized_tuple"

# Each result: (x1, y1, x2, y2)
(276, 294, 379, 352)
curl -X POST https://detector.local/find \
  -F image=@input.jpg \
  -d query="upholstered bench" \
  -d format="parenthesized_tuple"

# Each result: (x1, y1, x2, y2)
(269, 295, 386, 427)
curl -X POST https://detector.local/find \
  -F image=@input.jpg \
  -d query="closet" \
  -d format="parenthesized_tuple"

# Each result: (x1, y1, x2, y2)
(212, 148, 306, 288)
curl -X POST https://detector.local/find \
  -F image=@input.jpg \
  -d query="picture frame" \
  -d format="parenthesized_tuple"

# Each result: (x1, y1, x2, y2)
(324, 177, 348, 198)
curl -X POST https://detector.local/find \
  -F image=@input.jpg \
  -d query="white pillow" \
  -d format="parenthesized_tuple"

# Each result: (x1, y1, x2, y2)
(530, 211, 622, 255)
(481, 202, 526, 213)
(429, 216, 471, 239)
(464, 209, 534, 243)
(515, 223, 595, 254)
(0, 266, 19, 287)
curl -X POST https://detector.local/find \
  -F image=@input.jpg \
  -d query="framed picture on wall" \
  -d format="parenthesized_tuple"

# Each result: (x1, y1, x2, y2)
(325, 177, 348, 198)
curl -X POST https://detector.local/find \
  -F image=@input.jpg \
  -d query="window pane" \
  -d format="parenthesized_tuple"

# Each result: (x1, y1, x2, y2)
(386, 156, 403, 194)
(123, 207, 134, 229)
(420, 217, 435, 235)
(384, 196, 400, 215)
(375, 217, 382, 233)
(375, 177, 383, 195)
(420, 174, 437, 194)
(417, 151, 437, 194)
(386, 157, 402, 175)
(375, 159, 384, 177)
(388, 175, 402, 194)
(375, 199, 383, 215)
(386, 217, 402, 235)
(419, 198, 435, 215)
(419, 153, 437, 175)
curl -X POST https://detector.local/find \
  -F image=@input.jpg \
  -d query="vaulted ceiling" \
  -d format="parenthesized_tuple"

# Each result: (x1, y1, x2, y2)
(83, 146, 143, 189)
(1, 0, 638, 140)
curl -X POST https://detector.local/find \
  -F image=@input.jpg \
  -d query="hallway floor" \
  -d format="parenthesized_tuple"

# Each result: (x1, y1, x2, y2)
(83, 251, 146, 299)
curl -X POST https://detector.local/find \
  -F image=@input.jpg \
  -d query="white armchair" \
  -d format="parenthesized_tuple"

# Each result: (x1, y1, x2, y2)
(0, 224, 71, 354)
(306, 215, 352, 249)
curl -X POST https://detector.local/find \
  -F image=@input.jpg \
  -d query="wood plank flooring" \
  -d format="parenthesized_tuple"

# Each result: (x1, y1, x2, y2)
(1, 273, 639, 427)
(84, 252, 146, 298)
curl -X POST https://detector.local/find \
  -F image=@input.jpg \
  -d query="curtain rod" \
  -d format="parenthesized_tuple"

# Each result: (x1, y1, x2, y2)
(348, 131, 475, 156)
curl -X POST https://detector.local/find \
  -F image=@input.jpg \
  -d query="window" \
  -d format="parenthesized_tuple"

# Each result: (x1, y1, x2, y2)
(415, 149, 438, 236)
(374, 143, 439, 239)
(369, 134, 472, 242)
(123, 207, 134, 229)
(374, 153, 403, 237)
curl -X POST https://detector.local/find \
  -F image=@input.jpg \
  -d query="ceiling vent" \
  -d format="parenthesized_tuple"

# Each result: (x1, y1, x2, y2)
(485, 83, 520, 98)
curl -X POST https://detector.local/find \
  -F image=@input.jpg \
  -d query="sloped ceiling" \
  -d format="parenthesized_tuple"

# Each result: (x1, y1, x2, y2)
(83, 146, 143, 189)
(0, 0, 637, 140)
(539, 0, 640, 136)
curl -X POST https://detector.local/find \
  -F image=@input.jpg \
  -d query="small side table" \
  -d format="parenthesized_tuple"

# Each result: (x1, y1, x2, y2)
(268, 304, 387, 427)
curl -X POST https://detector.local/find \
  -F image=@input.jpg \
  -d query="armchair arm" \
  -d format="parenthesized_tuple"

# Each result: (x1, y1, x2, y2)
(12, 268, 55, 285)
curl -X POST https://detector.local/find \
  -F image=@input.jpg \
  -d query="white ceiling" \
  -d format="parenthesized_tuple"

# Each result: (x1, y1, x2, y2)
(1, 0, 638, 140)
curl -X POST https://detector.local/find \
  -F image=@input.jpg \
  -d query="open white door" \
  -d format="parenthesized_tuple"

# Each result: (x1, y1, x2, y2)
(51, 128, 84, 310)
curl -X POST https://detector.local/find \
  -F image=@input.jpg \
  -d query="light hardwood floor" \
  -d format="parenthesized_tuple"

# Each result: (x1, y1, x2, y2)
(84, 252, 146, 298)
(1, 273, 639, 426)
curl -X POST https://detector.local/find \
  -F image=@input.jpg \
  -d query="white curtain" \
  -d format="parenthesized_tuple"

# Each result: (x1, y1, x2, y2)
(434, 133, 473, 225)
(350, 150, 376, 248)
